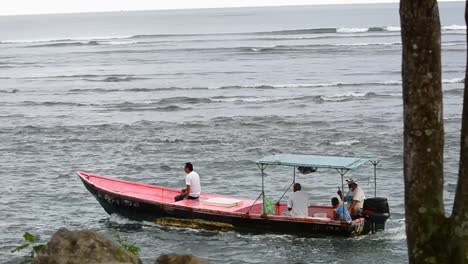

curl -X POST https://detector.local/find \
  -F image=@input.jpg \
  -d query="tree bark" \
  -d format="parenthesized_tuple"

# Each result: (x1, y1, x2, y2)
(450, 1, 468, 262)
(400, 0, 451, 263)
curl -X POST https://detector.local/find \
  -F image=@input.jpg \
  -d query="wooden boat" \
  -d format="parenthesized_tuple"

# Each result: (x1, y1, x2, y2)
(78, 154, 390, 237)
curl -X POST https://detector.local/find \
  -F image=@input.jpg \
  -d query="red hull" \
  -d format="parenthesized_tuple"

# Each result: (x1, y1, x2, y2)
(78, 171, 369, 236)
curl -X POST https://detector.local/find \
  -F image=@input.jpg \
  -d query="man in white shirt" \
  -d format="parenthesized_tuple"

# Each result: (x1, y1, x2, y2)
(285, 183, 309, 217)
(174, 162, 201, 202)
(337, 177, 366, 217)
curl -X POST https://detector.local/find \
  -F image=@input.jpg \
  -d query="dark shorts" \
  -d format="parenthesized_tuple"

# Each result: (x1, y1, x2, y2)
(174, 192, 199, 202)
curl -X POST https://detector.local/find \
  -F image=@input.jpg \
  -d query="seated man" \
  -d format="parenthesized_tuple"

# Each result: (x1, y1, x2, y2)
(283, 183, 309, 217)
(174, 162, 201, 202)
(331, 197, 351, 221)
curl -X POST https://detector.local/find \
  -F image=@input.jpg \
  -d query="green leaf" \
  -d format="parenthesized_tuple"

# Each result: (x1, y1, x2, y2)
(11, 243, 30, 253)
(32, 244, 45, 254)
(23, 232, 39, 243)
(126, 245, 140, 255)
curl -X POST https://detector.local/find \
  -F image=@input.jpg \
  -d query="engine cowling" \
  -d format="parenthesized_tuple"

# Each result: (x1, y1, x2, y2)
(362, 197, 390, 233)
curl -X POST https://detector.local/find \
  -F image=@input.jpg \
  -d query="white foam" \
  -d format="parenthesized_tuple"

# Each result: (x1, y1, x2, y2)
(386, 26, 401, 32)
(104, 41, 138, 45)
(443, 77, 464, 84)
(337, 27, 369, 33)
(331, 140, 360, 146)
(442, 24, 466, 31)
(382, 80, 402, 85)
(322, 92, 369, 100)
(332, 42, 400, 47)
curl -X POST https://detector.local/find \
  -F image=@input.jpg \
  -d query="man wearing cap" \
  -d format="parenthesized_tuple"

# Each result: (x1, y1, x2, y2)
(174, 162, 201, 202)
(337, 178, 366, 218)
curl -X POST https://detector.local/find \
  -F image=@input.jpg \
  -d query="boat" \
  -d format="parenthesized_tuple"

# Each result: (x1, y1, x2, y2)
(78, 154, 390, 237)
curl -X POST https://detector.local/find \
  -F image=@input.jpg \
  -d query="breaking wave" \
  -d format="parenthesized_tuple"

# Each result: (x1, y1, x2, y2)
(115, 105, 190, 112)
(84, 76, 148, 82)
(0, 89, 19, 93)
(319, 92, 381, 102)
(26, 40, 101, 48)
(23, 74, 149, 83)
(330, 140, 361, 146)
(3, 24, 464, 47)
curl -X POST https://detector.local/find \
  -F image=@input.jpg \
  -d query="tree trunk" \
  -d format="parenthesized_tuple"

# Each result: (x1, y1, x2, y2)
(450, 0, 468, 262)
(400, 0, 451, 263)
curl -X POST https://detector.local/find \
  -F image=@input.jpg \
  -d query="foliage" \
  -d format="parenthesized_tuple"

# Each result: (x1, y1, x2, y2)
(11, 232, 46, 263)
(114, 232, 140, 255)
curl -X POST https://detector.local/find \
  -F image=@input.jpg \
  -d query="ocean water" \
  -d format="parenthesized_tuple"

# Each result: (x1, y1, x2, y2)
(0, 2, 466, 263)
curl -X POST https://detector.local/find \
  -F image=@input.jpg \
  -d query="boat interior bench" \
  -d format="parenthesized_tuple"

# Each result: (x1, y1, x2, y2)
(233, 203, 334, 219)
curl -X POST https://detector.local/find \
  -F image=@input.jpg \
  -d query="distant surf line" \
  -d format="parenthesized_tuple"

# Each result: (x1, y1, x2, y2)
(1, 24, 465, 45)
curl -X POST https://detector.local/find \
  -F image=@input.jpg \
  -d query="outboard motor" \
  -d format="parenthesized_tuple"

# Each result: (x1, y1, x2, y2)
(362, 197, 390, 234)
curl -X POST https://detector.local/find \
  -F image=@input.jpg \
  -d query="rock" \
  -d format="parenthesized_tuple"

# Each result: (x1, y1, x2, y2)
(155, 254, 207, 264)
(33, 228, 141, 264)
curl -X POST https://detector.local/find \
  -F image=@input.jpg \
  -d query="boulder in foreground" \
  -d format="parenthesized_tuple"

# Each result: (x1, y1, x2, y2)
(156, 254, 207, 264)
(34, 228, 141, 264)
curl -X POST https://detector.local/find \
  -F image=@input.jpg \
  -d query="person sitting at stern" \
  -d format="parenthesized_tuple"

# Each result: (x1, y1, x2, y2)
(331, 197, 352, 221)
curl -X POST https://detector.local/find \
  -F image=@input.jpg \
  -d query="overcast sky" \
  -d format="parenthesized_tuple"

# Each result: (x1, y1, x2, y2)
(0, 0, 461, 16)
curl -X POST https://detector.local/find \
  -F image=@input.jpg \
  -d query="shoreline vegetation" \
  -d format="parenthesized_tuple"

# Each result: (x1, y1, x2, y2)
(13, 228, 207, 264)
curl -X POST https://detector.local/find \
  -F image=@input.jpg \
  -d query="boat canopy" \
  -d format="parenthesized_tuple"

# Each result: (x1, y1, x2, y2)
(256, 154, 374, 170)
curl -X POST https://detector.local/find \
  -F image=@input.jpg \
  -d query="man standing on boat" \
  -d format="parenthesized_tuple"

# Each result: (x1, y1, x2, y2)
(337, 178, 366, 218)
(174, 162, 201, 202)
(284, 183, 309, 217)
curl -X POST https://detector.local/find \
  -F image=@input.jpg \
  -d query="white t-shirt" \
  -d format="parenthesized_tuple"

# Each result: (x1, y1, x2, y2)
(186, 171, 201, 198)
(287, 191, 309, 217)
(345, 186, 366, 211)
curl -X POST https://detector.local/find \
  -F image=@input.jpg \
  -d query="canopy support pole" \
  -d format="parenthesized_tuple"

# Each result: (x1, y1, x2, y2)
(262, 165, 265, 214)
(277, 181, 294, 204)
(247, 163, 268, 215)
(336, 168, 350, 192)
(276, 167, 296, 207)
(369, 160, 380, 197)
(336, 168, 349, 220)
(246, 192, 263, 215)
(293, 166, 296, 183)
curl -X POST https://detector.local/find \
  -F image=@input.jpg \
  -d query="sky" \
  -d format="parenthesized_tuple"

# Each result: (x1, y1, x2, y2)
(0, 0, 461, 16)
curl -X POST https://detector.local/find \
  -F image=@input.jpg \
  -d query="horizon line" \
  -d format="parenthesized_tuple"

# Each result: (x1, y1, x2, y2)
(0, 0, 461, 17)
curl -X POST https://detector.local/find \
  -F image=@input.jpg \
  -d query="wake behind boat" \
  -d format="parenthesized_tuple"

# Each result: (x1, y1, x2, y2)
(78, 154, 390, 237)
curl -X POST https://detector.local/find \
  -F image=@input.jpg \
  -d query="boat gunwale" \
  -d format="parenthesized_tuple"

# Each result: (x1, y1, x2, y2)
(77, 171, 355, 227)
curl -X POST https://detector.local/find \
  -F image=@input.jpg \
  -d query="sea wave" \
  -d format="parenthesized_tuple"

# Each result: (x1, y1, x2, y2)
(67, 42, 400, 56)
(220, 81, 403, 89)
(445, 88, 464, 96)
(128, 26, 399, 38)
(0, 89, 18, 93)
(24, 74, 149, 83)
(61, 78, 464, 95)
(442, 24, 466, 31)
(19, 101, 92, 107)
(444, 77, 464, 83)
(319, 92, 378, 102)
(26, 40, 101, 48)
(67, 87, 209, 94)
(330, 140, 361, 146)
(2, 24, 463, 46)
(116, 105, 190, 112)
(240, 42, 401, 52)
(16, 100, 193, 112)
(157, 97, 213, 105)
(84, 76, 148, 82)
